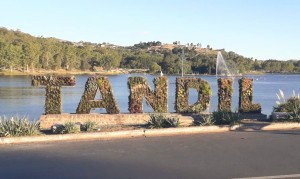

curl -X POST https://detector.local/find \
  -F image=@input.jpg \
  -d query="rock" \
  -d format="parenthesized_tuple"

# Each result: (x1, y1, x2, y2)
(271, 112, 290, 121)
(51, 124, 65, 134)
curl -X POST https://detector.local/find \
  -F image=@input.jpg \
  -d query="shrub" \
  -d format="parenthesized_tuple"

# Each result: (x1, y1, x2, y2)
(212, 111, 240, 125)
(52, 121, 99, 134)
(199, 115, 215, 126)
(147, 113, 180, 128)
(273, 90, 300, 122)
(81, 121, 99, 132)
(163, 117, 180, 128)
(147, 113, 165, 128)
(51, 122, 81, 134)
(0, 116, 40, 137)
(274, 97, 300, 122)
(64, 122, 80, 134)
(274, 97, 300, 112)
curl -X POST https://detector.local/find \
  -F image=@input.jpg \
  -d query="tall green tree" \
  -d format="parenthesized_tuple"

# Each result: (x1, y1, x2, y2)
(2, 44, 21, 72)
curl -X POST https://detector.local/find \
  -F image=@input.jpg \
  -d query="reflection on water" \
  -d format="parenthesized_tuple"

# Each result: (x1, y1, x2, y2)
(1, 74, 300, 120)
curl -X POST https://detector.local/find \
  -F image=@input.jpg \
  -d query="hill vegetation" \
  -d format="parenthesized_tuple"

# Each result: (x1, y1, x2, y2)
(0, 27, 299, 75)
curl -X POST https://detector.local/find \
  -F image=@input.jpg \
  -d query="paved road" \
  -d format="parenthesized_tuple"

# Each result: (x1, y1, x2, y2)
(1, 131, 300, 179)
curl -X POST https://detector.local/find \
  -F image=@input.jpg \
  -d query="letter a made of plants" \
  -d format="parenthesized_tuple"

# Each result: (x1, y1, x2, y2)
(76, 76, 120, 114)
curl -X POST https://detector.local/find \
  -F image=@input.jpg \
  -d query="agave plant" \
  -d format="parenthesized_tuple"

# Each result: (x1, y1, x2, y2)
(147, 113, 165, 128)
(64, 122, 80, 134)
(212, 111, 240, 125)
(0, 116, 40, 137)
(81, 121, 99, 132)
(163, 117, 180, 128)
(147, 113, 180, 128)
(200, 115, 215, 126)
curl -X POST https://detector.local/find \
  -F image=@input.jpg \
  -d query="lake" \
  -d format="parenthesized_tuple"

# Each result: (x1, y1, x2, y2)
(0, 74, 300, 120)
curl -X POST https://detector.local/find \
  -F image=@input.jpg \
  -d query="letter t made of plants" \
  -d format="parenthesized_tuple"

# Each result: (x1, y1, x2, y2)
(31, 75, 76, 114)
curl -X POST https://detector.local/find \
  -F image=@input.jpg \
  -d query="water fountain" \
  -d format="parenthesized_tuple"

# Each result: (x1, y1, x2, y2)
(216, 51, 239, 77)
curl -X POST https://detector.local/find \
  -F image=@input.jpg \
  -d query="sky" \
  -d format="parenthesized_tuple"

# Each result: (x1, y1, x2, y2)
(0, 0, 299, 60)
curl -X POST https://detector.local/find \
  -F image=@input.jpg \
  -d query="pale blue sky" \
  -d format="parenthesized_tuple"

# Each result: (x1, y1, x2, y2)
(0, 0, 299, 60)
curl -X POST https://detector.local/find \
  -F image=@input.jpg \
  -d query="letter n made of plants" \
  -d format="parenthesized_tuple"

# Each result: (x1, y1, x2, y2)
(127, 76, 168, 113)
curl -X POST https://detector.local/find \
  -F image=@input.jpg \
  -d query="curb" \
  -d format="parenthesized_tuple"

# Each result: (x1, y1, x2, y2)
(144, 125, 231, 137)
(233, 122, 300, 131)
(1, 122, 300, 145)
(0, 130, 146, 144)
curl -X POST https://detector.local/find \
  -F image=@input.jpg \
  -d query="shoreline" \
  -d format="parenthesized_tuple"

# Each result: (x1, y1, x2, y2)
(1, 69, 299, 77)
(0, 69, 128, 76)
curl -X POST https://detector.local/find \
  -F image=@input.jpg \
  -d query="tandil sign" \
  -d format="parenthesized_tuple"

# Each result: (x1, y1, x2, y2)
(32, 76, 261, 115)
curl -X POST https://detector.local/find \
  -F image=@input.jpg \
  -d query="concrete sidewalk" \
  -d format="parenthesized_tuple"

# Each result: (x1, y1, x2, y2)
(1, 121, 300, 144)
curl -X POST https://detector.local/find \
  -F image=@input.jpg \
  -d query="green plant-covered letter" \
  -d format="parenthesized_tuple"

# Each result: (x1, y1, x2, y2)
(32, 75, 76, 86)
(31, 75, 76, 114)
(76, 76, 120, 114)
(128, 76, 168, 113)
(175, 78, 212, 113)
(45, 86, 62, 114)
(218, 78, 234, 112)
(238, 78, 261, 113)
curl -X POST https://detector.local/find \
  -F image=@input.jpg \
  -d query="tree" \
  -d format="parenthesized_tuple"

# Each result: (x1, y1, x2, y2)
(21, 42, 40, 71)
(62, 46, 78, 70)
(253, 59, 261, 71)
(2, 44, 21, 72)
(0, 39, 7, 68)
(52, 53, 63, 70)
(159, 53, 181, 74)
(39, 51, 52, 69)
(2, 27, 300, 75)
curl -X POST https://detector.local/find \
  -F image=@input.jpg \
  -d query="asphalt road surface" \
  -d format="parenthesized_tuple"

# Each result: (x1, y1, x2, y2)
(1, 131, 300, 179)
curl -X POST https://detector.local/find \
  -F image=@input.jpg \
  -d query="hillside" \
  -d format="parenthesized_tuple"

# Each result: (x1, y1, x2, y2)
(0, 27, 299, 75)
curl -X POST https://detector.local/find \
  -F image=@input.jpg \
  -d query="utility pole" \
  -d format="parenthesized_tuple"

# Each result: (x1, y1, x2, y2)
(181, 49, 185, 77)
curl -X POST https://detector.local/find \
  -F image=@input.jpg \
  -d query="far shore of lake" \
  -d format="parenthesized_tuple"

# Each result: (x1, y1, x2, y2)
(2, 68, 299, 77)
(0, 69, 129, 76)
(0, 69, 270, 76)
